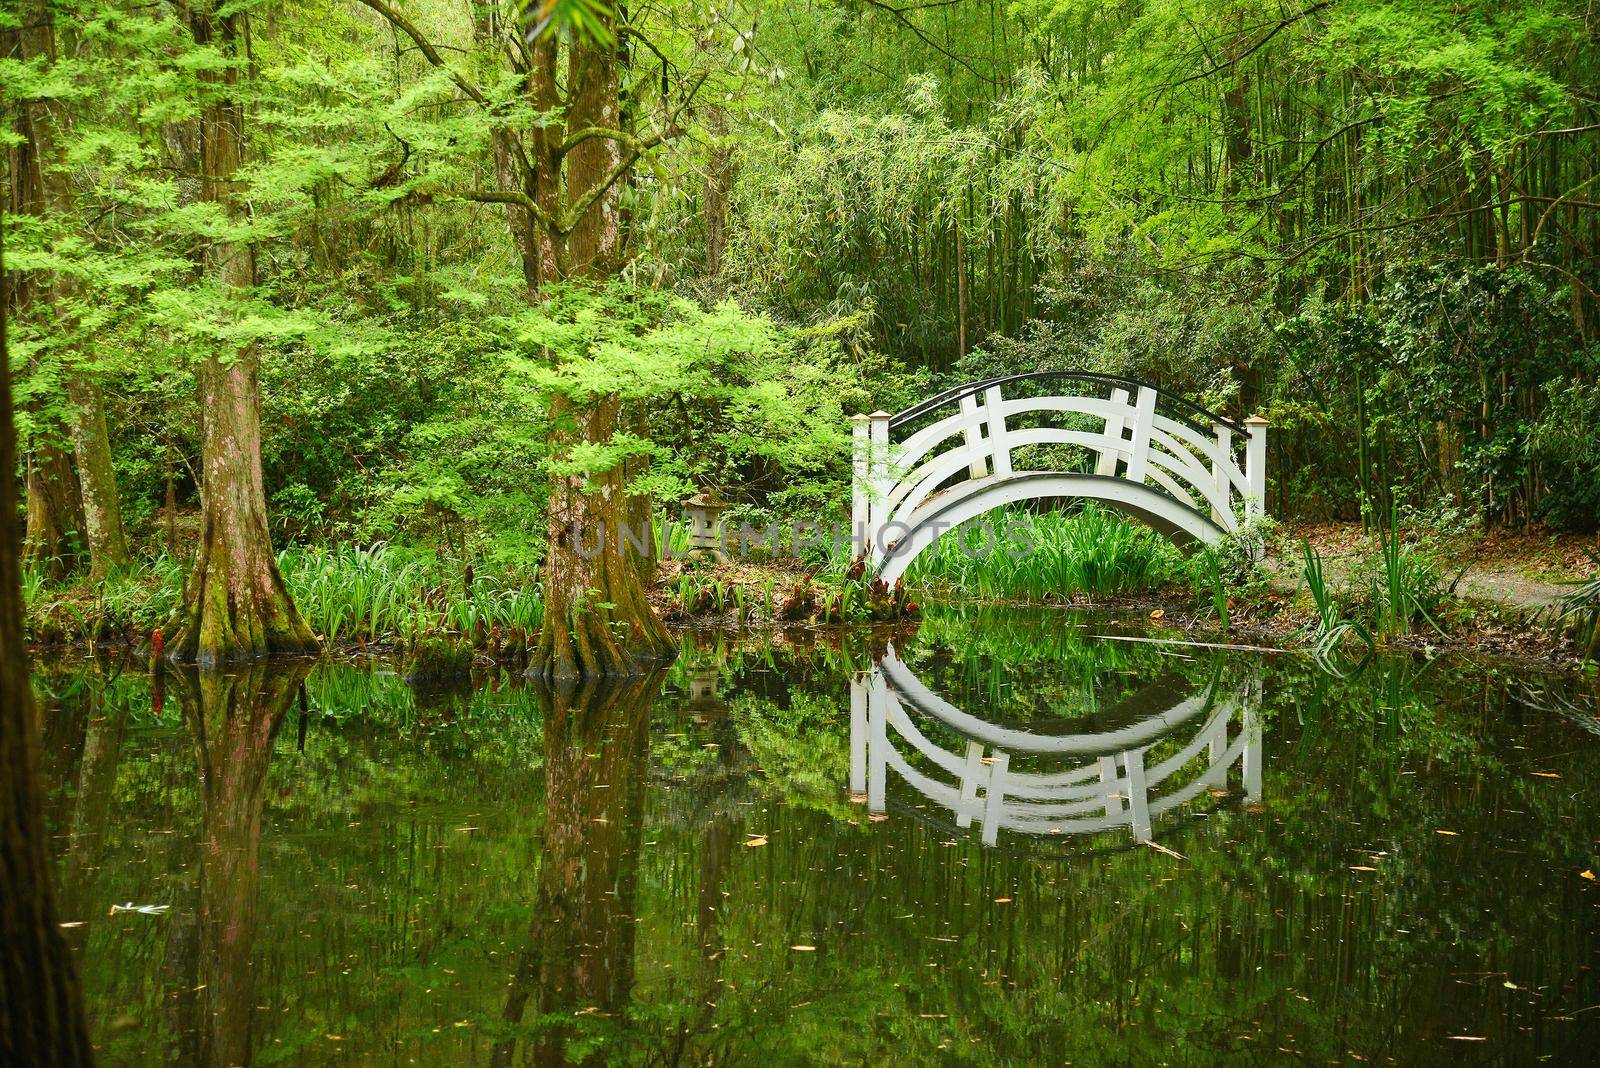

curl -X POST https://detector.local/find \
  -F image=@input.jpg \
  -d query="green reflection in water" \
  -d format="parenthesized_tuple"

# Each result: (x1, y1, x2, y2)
(34, 605, 1600, 1065)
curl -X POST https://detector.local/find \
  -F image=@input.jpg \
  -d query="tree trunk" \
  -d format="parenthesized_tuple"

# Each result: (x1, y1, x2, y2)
(703, 106, 731, 281)
(527, 24, 671, 680)
(22, 432, 85, 581)
(10, 3, 130, 582)
(167, 2, 316, 666)
(67, 377, 130, 581)
(533, 393, 673, 680)
(1, 191, 96, 1068)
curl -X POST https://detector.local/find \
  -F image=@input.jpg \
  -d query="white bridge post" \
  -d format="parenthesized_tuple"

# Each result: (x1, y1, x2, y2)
(1096, 387, 1130, 476)
(1124, 386, 1158, 486)
(1211, 423, 1234, 524)
(983, 386, 1011, 478)
(959, 393, 988, 479)
(1244, 415, 1269, 519)
(868, 411, 893, 560)
(850, 414, 871, 560)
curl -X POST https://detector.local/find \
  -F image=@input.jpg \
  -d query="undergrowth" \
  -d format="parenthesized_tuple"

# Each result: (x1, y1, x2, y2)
(904, 504, 1183, 601)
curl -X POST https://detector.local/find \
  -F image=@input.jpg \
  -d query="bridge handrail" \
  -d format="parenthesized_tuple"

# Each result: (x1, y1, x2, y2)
(889, 371, 1246, 436)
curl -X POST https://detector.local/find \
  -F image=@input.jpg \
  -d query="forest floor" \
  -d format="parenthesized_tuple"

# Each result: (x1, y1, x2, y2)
(1276, 521, 1598, 610)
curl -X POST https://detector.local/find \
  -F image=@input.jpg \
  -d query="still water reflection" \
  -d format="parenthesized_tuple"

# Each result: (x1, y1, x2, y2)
(34, 606, 1600, 1064)
(853, 648, 1259, 845)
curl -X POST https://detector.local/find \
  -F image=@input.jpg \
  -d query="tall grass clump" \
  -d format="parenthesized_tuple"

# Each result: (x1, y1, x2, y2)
(279, 543, 543, 646)
(1301, 538, 1373, 656)
(905, 504, 1182, 601)
(1363, 505, 1450, 638)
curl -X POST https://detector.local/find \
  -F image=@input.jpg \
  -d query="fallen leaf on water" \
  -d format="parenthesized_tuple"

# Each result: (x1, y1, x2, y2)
(993, 898, 1012, 904)
(1530, 771, 1561, 778)
(790, 944, 816, 951)
(745, 836, 768, 848)
(1446, 1036, 1487, 1041)
(58, 921, 84, 929)
(1348, 866, 1378, 872)
(1150, 609, 1165, 621)
(1581, 870, 1595, 881)
(1435, 830, 1459, 836)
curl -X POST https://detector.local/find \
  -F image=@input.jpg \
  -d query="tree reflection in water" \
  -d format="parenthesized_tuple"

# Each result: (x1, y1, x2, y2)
(493, 671, 665, 1068)
(166, 661, 311, 1068)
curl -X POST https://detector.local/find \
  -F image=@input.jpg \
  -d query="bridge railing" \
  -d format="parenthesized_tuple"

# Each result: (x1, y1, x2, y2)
(848, 651, 1262, 847)
(852, 373, 1267, 562)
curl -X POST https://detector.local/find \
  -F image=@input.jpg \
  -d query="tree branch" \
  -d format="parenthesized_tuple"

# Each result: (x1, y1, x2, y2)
(448, 188, 555, 230)
(353, 0, 490, 108)
(557, 71, 709, 234)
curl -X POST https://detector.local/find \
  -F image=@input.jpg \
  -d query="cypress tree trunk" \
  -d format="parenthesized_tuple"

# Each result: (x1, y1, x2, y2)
(67, 377, 130, 581)
(22, 433, 85, 581)
(10, 3, 130, 582)
(527, 23, 672, 680)
(534, 393, 672, 679)
(1, 196, 96, 1068)
(166, 2, 316, 666)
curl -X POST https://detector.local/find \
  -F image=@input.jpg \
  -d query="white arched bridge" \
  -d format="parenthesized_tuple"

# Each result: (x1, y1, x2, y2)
(849, 649, 1262, 848)
(851, 373, 1268, 583)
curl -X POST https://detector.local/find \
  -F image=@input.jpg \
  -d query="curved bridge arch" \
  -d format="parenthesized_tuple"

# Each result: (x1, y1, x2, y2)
(851, 372, 1268, 581)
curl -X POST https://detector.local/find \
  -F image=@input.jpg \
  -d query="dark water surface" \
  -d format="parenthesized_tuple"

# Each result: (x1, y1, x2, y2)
(35, 606, 1600, 1065)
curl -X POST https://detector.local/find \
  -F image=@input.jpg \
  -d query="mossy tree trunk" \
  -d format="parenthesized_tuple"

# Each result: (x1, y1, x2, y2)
(535, 393, 673, 680)
(166, 1, 316, 666)
(21, 432, 84, 580)
(9, 3, 130, 582)
(353, 2, 685, 678)
(527, 22, 673, 680)
(1, 196, 96, 1066)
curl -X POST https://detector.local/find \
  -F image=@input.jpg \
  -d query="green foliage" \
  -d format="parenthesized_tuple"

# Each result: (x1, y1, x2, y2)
(1186, 517, 1276, 627)
(1301, 538, 1375, 658)
(278, 543, 542, 646)
(906, 504, 1183, 602)
(1553, 552, 1600, 662)
(506, 282, 863, 507)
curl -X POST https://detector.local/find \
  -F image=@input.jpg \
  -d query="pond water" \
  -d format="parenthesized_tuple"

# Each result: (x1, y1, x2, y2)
(35, 606, 1600, 1065)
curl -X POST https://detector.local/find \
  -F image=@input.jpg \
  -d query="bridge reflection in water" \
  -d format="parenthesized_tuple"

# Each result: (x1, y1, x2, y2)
(849, 647, 1261, 847)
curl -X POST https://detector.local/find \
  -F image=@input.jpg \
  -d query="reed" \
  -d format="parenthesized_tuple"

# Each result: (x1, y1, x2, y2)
(1301, 538, 1374, 657)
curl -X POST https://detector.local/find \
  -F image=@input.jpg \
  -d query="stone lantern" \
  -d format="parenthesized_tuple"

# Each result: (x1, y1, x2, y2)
(683, 491, 730, 563)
